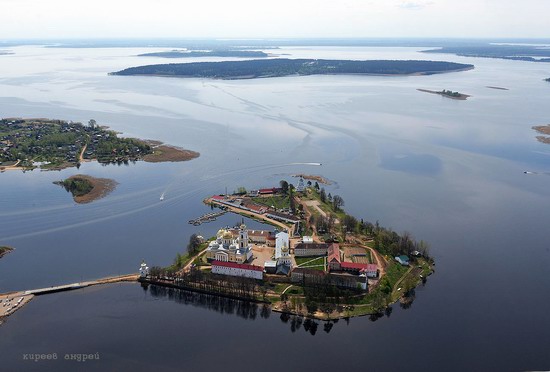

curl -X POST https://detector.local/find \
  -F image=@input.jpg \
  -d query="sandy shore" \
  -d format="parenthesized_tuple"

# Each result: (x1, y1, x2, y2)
(57, 174, 118, 204)
(417, 88, 470, 100)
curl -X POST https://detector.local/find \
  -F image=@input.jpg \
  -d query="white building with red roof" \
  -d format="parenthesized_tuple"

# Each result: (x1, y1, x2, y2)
(212, 260, 264, 280)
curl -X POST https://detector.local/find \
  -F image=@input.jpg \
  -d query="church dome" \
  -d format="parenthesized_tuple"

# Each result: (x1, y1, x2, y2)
(217, 228, 225, 237)
(222, 231, 233, 240)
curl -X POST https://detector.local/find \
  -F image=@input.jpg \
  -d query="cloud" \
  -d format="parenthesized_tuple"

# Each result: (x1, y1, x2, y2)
(398, 1, 434, 10)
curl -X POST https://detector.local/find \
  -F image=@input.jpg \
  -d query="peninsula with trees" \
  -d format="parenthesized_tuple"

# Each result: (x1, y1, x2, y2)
(422, 44, 550, 63)
(111, 58, 474, 80)
(141, 180, 434, 320)
(533, 124, 550, 144)
(0, 118, 199, 171)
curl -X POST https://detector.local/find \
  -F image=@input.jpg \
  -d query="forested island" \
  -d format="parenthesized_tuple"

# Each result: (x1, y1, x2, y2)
(417, 89, 470, 100)
(545, 78, 550, 82)
(138, 50, 269, 58)
(111, 59, 474, 80)
(0, 246, 14, 260)
(422, 44, 550, 62)
(54, 175, 117, 204)
(0, 118, 199, 171)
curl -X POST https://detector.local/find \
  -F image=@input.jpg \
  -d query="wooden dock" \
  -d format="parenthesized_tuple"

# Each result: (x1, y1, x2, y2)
(0, 274, 138, 321)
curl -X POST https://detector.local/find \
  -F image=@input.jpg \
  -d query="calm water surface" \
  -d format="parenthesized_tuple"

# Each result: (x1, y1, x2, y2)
(0, 45, 549, 371)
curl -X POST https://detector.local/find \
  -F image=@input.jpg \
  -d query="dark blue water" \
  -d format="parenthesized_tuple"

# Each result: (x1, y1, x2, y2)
(1, 44, 550, 371)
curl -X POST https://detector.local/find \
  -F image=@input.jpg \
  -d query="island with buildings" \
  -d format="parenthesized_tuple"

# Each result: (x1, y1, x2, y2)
(140, 178, 434, 320)
(111, 58, 474, 80)
(54, 175, 118, 204)
(0, 118, 199, 171)
(417, 88, 470, 100)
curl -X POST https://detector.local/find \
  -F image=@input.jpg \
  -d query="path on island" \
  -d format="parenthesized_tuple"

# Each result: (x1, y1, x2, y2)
(79, 144, 87, 163)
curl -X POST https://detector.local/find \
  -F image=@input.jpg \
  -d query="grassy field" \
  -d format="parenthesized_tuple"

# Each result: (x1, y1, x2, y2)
(251, 195, 290, 210)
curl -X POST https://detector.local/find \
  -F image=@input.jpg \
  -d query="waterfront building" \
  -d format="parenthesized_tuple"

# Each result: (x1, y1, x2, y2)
(395, 255, 410, 266)
(211, 260, 264, 280)
(139, 261, 149, 278)
(205, 224, 253, 264)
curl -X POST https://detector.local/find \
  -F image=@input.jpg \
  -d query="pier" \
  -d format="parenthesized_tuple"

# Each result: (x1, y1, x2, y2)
(0, 274, 138, 321)
(188, 210, 227, 226)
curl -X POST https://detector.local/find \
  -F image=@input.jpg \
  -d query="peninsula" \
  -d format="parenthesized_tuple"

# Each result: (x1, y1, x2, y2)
(143, 181, 434, 320)
(417, 88, 470, 100)
(0, 118, 199, 171)
(111, 58, 474, 80)
(0, 246, 14, 260)
(138, 50, 269, 58)
(54, 175, 118, 204)
(422, 44, 550, 63)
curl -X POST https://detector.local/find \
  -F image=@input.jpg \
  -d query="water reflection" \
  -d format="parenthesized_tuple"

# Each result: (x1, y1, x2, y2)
(147, 284, 266, 321)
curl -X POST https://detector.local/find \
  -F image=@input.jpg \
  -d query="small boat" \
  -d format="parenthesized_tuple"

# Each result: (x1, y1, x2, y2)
(160, 193, 165, 201)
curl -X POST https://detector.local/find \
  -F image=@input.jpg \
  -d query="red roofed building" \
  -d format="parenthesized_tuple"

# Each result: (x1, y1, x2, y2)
(339, 262, 378, 277)
(211, 260, 264, 280)
(327, 243, 342, 271)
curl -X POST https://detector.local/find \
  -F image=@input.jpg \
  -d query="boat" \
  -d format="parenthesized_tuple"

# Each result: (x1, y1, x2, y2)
(160, 192, 165, 201)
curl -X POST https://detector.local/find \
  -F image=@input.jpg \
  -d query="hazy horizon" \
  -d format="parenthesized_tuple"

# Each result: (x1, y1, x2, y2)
(2, 0, 549, 40)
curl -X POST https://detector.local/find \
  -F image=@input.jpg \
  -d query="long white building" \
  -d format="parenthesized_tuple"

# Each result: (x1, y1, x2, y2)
(211, 260, 264, 280)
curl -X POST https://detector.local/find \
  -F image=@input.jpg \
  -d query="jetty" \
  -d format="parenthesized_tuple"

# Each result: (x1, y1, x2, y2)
(0, 274, 138, 321)
(188, 210, 226, 226)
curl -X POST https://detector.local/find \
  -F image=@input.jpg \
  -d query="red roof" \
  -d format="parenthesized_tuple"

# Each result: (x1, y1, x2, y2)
(340, 262, 370, 270)
(212, 195, 224, 201)
(212, 260, 264, 272)
(327, 243, 341, 263)
(259, 188, 277, 194)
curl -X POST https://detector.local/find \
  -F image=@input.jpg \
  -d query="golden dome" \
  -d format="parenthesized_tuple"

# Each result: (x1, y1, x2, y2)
(217, 229, 225, 237)
(222, 231, 233, 240)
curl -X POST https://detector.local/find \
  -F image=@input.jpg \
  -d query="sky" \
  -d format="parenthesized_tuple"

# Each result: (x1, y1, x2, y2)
(2, 0, 549, 39)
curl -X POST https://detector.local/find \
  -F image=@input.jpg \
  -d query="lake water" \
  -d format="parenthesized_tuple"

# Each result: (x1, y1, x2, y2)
(0, 44, 549, 371)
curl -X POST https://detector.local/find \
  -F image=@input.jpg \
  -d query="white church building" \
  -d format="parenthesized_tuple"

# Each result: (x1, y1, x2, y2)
(205, 223, 253, 264)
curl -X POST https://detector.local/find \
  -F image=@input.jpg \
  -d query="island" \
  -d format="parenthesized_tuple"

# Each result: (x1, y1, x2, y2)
(417, 88, 470, 100)
(422, 44, 550, 63)
(110, 58, 474, 80)
(292, 174, 331, 185)
(0, 246, 14, 260)
(533, 124, 550, 144)
(0, 118, 199, 171)
(140, 181, 434, 320)
(486, 86, 509, 90)
(54, 175, 118, 204)
(545, 78, 550, 82)
(138, 50, 269, 58)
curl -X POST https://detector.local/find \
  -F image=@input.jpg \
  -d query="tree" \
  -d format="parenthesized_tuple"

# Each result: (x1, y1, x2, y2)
(235, 186, 247, 195)
(187, 233, 201, 254)
(332, 195, 344, 211)
(314, 182, 320, 190)
(327, 193, 332, 203)
(320, 188, 326, 203)
(88, 119, 96, 129)
(307, 180, 312, 187)
(279, 180, 289, 195)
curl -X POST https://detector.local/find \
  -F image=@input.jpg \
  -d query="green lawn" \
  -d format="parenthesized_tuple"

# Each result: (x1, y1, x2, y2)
(251, 195, 290, 210)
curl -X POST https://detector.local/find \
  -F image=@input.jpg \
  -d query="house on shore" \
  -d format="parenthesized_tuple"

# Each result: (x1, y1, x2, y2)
(395, 255, 410, 266)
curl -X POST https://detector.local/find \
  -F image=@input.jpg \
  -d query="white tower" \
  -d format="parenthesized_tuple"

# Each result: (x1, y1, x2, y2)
(239, 223, 249, 249)
(139, 260, 149, 278)
(297, 177, 305, 193)
(278, 243, 292, 268)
